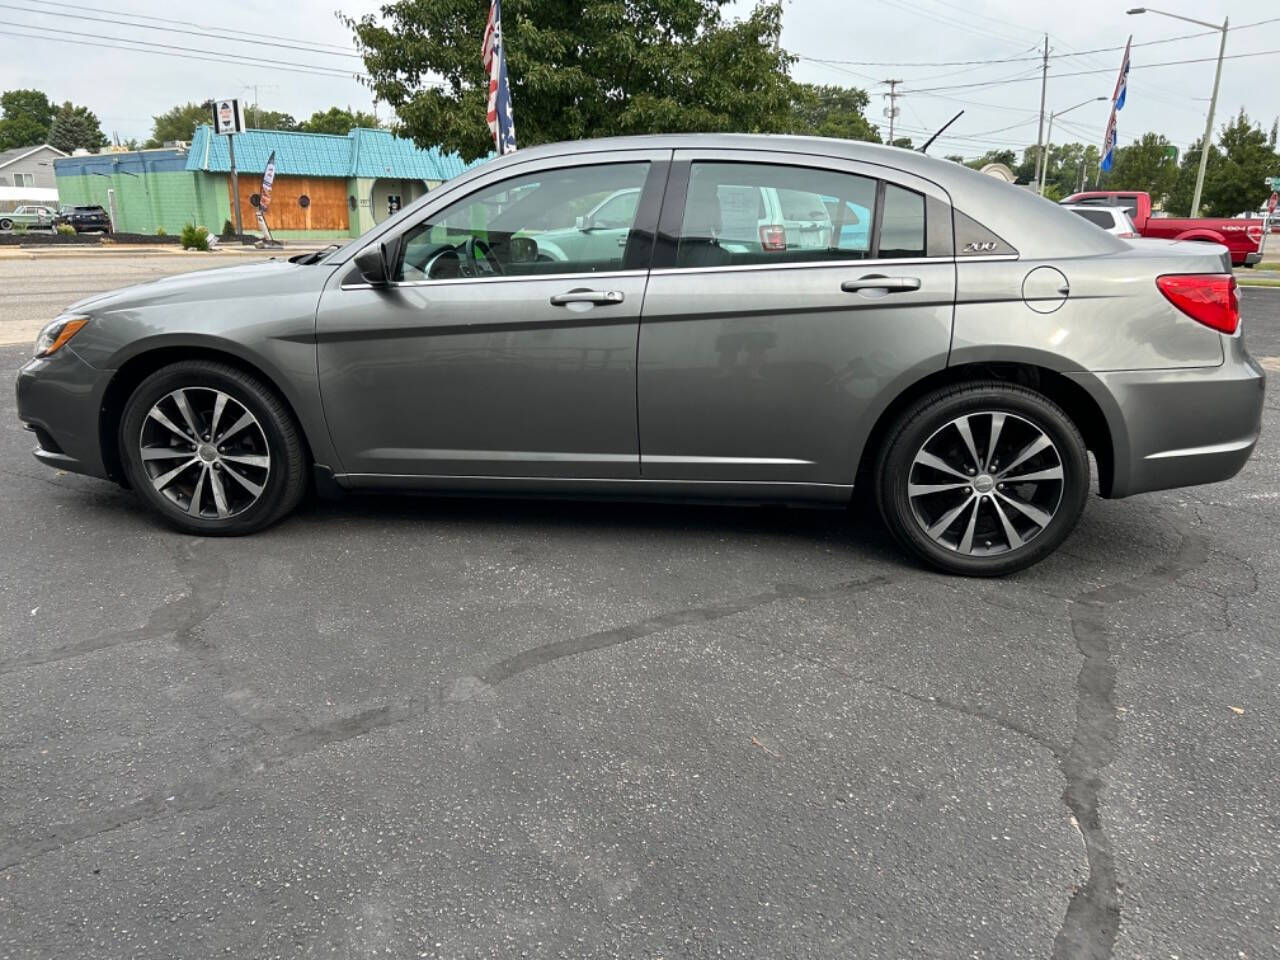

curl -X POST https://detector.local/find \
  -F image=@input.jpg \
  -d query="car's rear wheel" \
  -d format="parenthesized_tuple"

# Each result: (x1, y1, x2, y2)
(875, 382, 1089, 576)
(119, 360, 306, 535)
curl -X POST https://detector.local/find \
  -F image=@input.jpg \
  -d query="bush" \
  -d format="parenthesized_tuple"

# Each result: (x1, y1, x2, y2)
(180, 223, 210, 251)
(55, 224, 76, 236)
(221, 219, 236, 238)
(155, 226, 167, 237)
(12, 222, 28, 235)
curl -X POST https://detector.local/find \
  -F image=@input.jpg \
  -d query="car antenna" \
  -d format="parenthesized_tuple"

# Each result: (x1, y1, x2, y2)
(919, 111, 964, 154)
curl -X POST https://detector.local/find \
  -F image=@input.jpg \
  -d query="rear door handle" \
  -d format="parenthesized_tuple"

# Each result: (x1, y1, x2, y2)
(841, 276, 921, 294)
(549, 290, 625, 306)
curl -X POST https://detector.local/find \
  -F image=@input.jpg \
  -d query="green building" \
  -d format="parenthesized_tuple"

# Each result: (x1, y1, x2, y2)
(54, 126, 484, 241)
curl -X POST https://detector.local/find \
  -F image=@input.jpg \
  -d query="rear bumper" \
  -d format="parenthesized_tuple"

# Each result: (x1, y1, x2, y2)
(1070, 337, 1264, 498)
(1243, 252, 1262, 266)
(15, 348, 112, 480)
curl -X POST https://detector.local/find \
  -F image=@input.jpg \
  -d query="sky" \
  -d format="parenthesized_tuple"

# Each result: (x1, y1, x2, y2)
(0, 0, 1276, 160)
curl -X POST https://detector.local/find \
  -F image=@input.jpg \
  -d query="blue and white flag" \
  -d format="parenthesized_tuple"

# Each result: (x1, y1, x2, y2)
(1112, 35, 1132, 112)
(1100, 110, 1117, 172)
(1100, 35, 1130, 173)
(482, 0, 517, 155)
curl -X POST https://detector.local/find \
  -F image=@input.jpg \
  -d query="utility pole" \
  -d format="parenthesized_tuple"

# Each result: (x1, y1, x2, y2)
(1191, 17, 1228, 217)
(1034, 34, 1049, 190)
(882, 79, 902, 146)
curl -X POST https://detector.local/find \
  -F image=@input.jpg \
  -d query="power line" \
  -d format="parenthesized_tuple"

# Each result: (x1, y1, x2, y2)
(2, 2, 363, 59)
(25, 0, 358, 54)
(793, 17, 1280, 68)
(0, 26, 368, 79)
(900, 48, 1280, 94)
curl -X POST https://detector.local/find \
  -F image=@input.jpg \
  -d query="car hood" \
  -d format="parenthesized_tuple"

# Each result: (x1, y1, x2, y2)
(65, 258, 331, 314)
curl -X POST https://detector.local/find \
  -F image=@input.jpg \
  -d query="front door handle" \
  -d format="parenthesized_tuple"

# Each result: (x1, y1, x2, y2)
(841, 276, 922, 294)
(550, 290, 625, 306)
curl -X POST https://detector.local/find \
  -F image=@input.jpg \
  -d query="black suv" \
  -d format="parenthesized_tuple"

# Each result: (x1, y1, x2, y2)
(55, 205, 112, 233)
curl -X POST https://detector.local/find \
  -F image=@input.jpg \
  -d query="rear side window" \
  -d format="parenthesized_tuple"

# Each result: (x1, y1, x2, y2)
(879, 185, 925, 259)
(673, 162, 895, 268)
(1073, 209, 1115, 228)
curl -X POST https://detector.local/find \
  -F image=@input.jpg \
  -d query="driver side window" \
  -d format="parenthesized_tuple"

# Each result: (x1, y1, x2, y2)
(394, 162, 650, 282)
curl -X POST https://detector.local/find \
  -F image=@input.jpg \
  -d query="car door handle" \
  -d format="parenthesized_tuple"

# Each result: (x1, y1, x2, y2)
(841, 276, 921, 293)
(549, 290, 625, 306)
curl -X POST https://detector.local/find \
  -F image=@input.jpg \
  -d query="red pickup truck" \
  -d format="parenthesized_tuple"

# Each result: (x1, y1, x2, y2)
(1061, 190, 1264, 266)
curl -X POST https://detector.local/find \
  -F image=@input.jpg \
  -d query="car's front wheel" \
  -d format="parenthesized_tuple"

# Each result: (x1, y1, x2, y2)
(0, 218, 12, 231)
(875, 382, 1090, 576)
(119, 360, 306, 535)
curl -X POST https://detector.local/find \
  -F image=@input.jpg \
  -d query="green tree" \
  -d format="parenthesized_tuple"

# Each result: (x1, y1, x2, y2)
(965, 149, 1017, 172)
(787, 84, 880, 142)
(1201, 109, 1277, 216)
(47, 101, 108, 153)
(1099, 132, 1178, 204)
(0, 88, 55, 149)
(344, 0, 799, 161)
(146, 102, 212, 147)
(244, 107, 298, 131)
(298, 106, 381, 135)
(1165, 137, 1218, 216)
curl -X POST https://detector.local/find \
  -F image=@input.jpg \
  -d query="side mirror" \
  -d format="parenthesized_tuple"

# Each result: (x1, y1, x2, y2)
(354, 242, 391, 287)
(575, 215, 587, 231)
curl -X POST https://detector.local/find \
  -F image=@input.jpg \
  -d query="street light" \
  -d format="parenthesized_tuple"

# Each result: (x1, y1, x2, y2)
(1038, 96, 1109, 195)
(1128, 7, 1228, 216)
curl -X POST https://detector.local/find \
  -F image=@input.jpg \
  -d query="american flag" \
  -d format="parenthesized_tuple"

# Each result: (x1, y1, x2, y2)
(482, 0, 517, 155)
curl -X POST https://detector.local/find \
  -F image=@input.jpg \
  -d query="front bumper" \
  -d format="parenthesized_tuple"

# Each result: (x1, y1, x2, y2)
(15, 348, 113, 480)
(1070, 335, 1265, 499)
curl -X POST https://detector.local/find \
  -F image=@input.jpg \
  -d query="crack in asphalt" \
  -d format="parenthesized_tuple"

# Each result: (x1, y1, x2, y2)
(1, 573, 899, 872)
(1051, 530, 1212, 960)
(0, 540, 228, 675)
(472, 573, 902, 687)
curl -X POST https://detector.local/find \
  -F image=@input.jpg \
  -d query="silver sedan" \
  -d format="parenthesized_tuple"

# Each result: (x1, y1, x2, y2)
(15, 135, 1265, 575)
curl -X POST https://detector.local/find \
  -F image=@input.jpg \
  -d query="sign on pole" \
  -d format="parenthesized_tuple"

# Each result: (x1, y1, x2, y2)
(211, 99, 244, 135)
(211, 97, 246, 234)
(1269, 192, 1279, 215)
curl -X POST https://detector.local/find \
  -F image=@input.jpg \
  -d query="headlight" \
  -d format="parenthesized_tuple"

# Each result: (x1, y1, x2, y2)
(33, 314, 90, 358)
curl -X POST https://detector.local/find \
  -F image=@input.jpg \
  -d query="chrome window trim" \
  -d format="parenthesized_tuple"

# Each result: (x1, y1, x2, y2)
(339, 255, 1021, 288)
(649, 255, 1014, 277)
(340, 268, 649, 292)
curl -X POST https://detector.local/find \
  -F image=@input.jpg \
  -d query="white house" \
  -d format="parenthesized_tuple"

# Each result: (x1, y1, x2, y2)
(0, 144, 68, 190)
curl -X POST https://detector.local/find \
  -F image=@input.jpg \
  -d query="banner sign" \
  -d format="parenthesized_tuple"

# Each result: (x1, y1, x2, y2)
(255, 149, 277, 245)
(212, 98, 245, 136)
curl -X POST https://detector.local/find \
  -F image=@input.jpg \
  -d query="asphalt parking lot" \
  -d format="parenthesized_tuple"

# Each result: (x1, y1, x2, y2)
(1, 258, 1278, 959)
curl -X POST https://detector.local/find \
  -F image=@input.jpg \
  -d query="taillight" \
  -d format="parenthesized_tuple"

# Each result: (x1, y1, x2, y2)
(1246, 225, 1263, 244)
(1156, 274, 1239, 334)
(759, 225, 786, 251)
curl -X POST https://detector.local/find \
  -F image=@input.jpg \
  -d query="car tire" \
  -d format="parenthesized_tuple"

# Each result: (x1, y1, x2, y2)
(119, 360, 307, 536)
(0, 219, 11, 231)
(875, 381, 1089, 577)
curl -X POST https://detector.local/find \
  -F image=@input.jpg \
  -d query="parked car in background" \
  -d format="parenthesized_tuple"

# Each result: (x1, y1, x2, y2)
(1061, 190, 1263, 266)
(17, 135, 1265, 576)
(1062, 204, 1140, 238)
(0, 205, 57, 231)
(53, 204, 112, 234)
